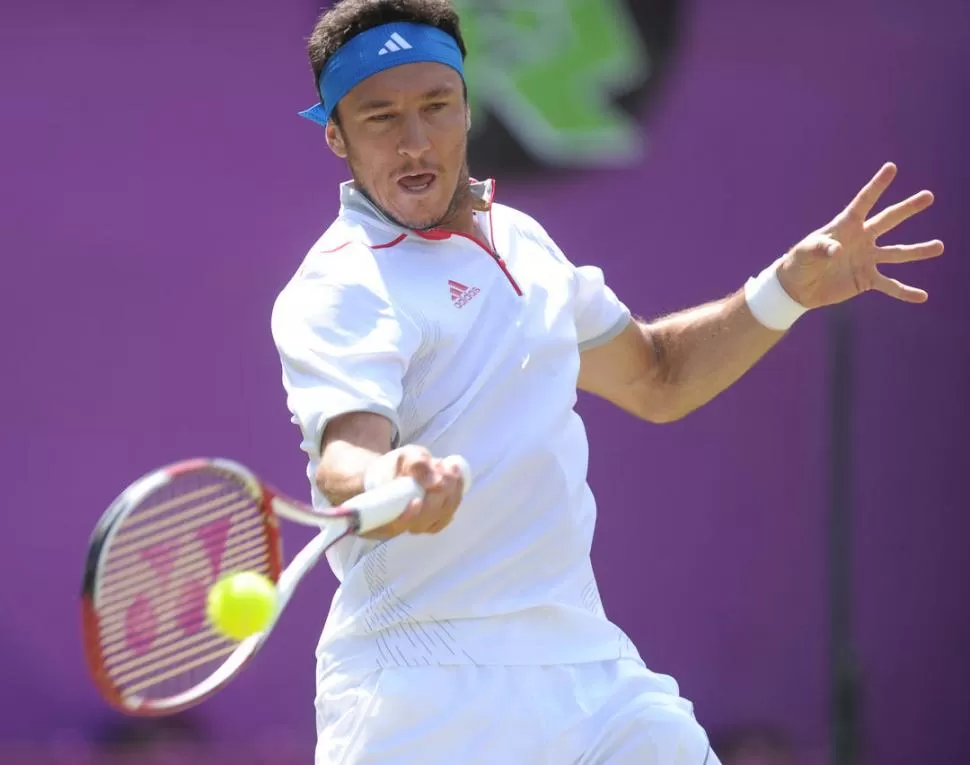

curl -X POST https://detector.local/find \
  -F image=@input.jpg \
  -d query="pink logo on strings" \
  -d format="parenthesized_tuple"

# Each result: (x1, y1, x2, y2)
(122, 517, 232, 654)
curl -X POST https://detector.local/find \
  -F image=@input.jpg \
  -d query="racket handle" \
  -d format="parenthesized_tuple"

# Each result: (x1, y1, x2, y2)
(348, 455, 472, 535)
(346, 476, 423, 534)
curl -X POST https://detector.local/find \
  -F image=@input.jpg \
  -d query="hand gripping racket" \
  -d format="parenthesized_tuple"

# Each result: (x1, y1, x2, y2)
(81, 455, 470, 716)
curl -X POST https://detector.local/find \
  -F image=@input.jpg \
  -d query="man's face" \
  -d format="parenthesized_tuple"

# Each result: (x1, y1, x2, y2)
(326, 62, 471, 231)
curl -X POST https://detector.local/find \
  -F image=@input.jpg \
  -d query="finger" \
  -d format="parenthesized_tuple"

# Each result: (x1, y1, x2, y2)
(876, 239, 944, 264)
(872, 272, 928, 303)
(403, 458, 442, 491)
(403, 459, 466, 534)
(412, 481, 463, 533)
(425, 516, 454, 534)
(403, 497, 423, 517)
(422, 458, 463, 494)
(819, 235, 842, 258)
(409, 503, 449, 534)
(450, 463, 467, 495)
(416, 494, 457, 534)
(846, 162, 897, 219)
(866, 190, 935, 238)
(433, 469, 465, 511)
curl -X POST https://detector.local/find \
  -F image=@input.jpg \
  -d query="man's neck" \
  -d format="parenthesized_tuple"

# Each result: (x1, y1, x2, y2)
(350, 178, 487, 244)
(429, 209, 479, 240)
(425, 185, 481, 240)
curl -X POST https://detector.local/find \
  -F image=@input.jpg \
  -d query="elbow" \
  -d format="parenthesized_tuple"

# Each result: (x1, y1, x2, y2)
(626, 378, 692, 424)
(642, 406, 687, 425)
(635, 333, 691, 423)
(636, 394, 692, 424)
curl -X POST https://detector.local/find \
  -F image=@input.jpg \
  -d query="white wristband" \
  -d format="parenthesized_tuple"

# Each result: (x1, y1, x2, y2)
(743, 257, 808, 331)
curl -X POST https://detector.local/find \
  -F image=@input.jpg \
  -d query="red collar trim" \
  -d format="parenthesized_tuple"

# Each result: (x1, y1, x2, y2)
(413, 229, 453, 241)
(412, 177, 498, 243)
(358, 178, 498, 251)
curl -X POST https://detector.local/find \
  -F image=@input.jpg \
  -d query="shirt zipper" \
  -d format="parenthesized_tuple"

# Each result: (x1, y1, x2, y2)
(450, 231, 523, 297)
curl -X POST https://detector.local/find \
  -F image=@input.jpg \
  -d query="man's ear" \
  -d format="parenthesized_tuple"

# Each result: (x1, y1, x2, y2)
(465, 104, 472, 133)
(326, 120, 348, 159)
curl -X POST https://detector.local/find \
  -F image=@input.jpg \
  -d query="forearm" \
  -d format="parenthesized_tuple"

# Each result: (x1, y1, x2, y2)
(314, 411, 394, 505)
(582, 164, 938, 425)
(643, 287, 787, 420)
(316, 441, 383, 505)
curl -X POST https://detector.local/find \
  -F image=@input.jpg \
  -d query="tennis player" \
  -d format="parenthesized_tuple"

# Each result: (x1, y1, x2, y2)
(271, 1, 944, 762)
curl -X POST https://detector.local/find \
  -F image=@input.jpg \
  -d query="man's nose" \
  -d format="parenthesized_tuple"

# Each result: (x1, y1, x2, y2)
(397, 111, 432, 160)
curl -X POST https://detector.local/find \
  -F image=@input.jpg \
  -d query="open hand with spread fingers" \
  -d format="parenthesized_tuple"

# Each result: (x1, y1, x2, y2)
(776, 163, 945, 309)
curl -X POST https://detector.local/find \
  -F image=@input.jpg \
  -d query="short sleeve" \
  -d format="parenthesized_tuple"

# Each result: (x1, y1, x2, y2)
(271, 269, 420, 460)
(530, 220, 632, 351)
(573, 264, 632, 351)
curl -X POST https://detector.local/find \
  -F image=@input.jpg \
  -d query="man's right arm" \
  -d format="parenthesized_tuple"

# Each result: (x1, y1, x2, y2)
(316, 411, 467, 539)
(272, 258, 464, 540)
(316, 411, 394, 506)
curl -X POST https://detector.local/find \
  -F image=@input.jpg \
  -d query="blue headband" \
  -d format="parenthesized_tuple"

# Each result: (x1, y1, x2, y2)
(298, 22, 465, 127)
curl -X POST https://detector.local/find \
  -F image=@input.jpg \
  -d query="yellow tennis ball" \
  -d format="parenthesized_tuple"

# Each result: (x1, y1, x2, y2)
(206, 571, 278, 641)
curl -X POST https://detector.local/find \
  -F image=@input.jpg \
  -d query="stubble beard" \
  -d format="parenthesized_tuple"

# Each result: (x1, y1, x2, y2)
(347, 151, 473, 233)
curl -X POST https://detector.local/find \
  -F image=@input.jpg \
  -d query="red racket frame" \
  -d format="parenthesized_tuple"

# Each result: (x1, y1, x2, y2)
(80, 459, 286, 716)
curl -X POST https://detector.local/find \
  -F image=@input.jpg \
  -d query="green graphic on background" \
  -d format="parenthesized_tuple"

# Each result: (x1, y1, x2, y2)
(454, 0, 651, 167)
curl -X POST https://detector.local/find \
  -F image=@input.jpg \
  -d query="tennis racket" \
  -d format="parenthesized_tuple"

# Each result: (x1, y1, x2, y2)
(81, 455, 470, 717)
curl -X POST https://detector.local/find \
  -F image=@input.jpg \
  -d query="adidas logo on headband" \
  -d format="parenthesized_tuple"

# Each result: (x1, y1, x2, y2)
(378, 32, 414, 56)
(299, 23, 465, 127)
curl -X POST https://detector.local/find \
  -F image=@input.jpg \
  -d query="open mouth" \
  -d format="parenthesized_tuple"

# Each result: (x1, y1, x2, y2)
(397, 173, 437, 194)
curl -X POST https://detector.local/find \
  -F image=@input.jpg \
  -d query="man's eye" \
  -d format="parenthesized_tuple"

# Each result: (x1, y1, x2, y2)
(368, 114, 395, 122)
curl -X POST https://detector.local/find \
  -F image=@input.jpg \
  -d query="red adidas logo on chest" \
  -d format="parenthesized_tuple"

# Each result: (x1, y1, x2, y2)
(449, 280, 481, 309)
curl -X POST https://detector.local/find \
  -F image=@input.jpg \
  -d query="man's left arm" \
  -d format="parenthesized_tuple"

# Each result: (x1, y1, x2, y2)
(579, 162, 945, 423)
(578, 290, 784, 423)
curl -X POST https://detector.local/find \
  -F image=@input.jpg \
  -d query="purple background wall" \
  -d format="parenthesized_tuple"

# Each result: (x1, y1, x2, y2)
(2, 0, 967, 762)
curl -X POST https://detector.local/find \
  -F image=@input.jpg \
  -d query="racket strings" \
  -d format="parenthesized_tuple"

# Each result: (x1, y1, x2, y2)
(106, 493, 253, 562)
(93, 468, 276, 702)
(111, 483, 224, 527)
(97, 518, 267, 614)
(97, 551, 271, 656)
(125, 643, 239, 697)
(105, 616, 223, 671)
(109, 625, 229, 680)
(97, 538, 270, 646)
(116, 633, 237, 688)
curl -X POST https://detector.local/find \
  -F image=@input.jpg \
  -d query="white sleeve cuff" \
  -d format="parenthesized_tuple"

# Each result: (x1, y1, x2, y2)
(573, 265, 632, 350)
(744, 257, 808, 331)
(577, 308, 631, 352)
(307, 403, 402, 462)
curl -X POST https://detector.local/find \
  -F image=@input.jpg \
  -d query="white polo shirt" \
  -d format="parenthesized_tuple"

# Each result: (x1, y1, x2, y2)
(272, 179, 643, 673)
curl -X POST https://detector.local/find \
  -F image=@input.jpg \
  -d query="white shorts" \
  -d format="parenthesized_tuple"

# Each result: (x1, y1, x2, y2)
(315, 659, 720, 765)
